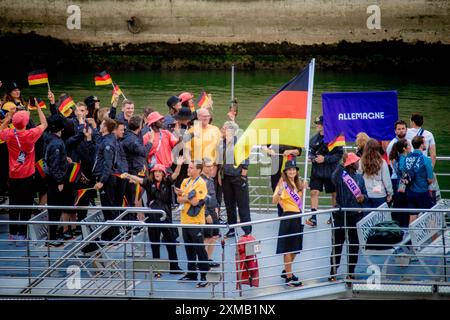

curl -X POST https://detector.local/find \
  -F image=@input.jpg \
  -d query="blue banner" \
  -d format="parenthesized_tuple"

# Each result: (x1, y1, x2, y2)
(322, 91, 398, 142)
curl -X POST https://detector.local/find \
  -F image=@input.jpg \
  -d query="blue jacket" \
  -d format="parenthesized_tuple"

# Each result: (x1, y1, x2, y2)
(109, 108, 129, 129)
(332, 164, 368, 210)
(121, 130, 152, 175)
(309, 133, 343, 179)
(93, 133, 116, 184)
(114, 137, 129, 174)
(65, 121, 101, 162)
(403, 150, 433, 193)
(44, 132, 68, 184)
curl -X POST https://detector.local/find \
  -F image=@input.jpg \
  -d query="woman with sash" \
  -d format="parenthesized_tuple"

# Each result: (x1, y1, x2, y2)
(272, 159, 305, 287)
(329, 153, 368, 281)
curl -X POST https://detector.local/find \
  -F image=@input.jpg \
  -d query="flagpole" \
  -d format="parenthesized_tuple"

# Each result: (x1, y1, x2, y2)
(302, 59, 315, 214)
(46, 81, 51, 92)
(111, 82, 127, 100)
(231, 64, 235, 102)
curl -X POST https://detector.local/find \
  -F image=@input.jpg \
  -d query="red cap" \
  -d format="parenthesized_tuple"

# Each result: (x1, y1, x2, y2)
(150, 164, 167, 175)
(12, 111, 30, 130)
(178, 92, 194, 103)
(146, 111, 164, 126)
(344, 152, 360, 167)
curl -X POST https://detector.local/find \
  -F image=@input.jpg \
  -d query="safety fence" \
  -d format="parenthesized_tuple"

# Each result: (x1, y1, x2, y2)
(246, 147, 450, 213)
(0, 201, 449, 299)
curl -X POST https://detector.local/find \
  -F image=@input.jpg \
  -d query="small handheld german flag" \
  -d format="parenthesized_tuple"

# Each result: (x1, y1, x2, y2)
(35, 159, 46, 178)
(74, 188, 95, 206)
(135, 183, 143, 201)
(58, 94, 75, 118)
(28, 69, 48, 86)
(94, 71, 112, 86)
(68, 162, 81, 183)
(197, 90, 211, 109)
(111, 82, 123, 104)
(28, 97, 47, 111)
(327, 134, 346, 152)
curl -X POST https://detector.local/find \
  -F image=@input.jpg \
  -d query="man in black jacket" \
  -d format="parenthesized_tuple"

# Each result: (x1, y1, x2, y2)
(93, 118, 120, 241)
(306, 115, 343, 227)
(45, 114, 71, 246)
(122, 115, 152, 207)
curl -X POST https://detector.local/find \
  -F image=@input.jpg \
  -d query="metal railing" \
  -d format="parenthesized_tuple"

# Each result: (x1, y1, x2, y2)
(0, 202, 449, 299)
(246, 147, 450, 212)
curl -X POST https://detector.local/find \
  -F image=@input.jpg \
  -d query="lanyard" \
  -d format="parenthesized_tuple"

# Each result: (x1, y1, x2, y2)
(185, 176, 201, 190)
(13, 129, 23, 152)
(155, 131, 163, 152)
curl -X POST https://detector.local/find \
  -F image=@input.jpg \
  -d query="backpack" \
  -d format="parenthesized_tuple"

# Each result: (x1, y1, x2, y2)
(366, 221, 404, 250)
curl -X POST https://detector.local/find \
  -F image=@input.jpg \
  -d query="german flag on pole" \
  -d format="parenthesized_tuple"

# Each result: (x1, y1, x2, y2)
(28, 69, 48, 86)
(111, 82, 123, 104)
(58, 94, 75, 118)
(234, 60, 315, 166)
(197, 90, 210, 109)
(94, 71, 112, 86)
(327, 134, 346, 152)
(28, 97, 47, 110)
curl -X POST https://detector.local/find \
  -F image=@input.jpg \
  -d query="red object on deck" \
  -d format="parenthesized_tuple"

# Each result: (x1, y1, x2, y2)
(235, 234, 260, 289)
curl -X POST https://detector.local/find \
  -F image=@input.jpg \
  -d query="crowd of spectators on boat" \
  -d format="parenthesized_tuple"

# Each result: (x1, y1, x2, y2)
(0, 80, 438, 288)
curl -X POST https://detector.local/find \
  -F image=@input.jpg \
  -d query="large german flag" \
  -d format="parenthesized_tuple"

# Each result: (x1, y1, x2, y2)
(94, 71, 112, 86)
(28, 69, 48, 86)
(234, 60, 314, 166)
(58, 94, 75, 117)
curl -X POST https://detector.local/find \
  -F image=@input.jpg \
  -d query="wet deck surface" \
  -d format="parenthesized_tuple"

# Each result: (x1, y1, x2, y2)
(0, 210, 449, 299)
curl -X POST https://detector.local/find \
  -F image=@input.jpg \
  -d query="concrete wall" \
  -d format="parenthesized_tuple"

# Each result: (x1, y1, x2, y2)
(1, 0, 449, 45)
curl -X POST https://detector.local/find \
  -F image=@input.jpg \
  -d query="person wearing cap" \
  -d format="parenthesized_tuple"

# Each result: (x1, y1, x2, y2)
(93, 118, 121, 242)
(306, 115, 343, 227)
(261, 143, 302, 217)
(2, 82, 27, 109)
(122, 115, 153, 207)
(328, 153, 367, 281)
(0, 103, 47, 243)
(179, 92, 195, 113)
(44, 114, 74, 246)
(84, 95, 101, 125)
(175, 161, 210, 288)
(125, 158, 184, 274)
(164, 95, 182, 131)
(272, 159, 305, 287)
(144, 111, 181, 171)
(218, 120, 252, 238)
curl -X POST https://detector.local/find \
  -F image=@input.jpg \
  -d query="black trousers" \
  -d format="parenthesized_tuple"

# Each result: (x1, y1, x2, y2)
(182, 227, 210, 279)
(0, 143, 9, 197)
(330, 212, 362, 276)
(8, 176, 35, 236)
(222, 175, 252, 235)
(148, 222, 179, 269)
(99, 175, 120, 241)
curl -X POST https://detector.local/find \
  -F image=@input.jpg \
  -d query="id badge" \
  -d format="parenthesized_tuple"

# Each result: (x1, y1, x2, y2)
(17, 151, 26, 164)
